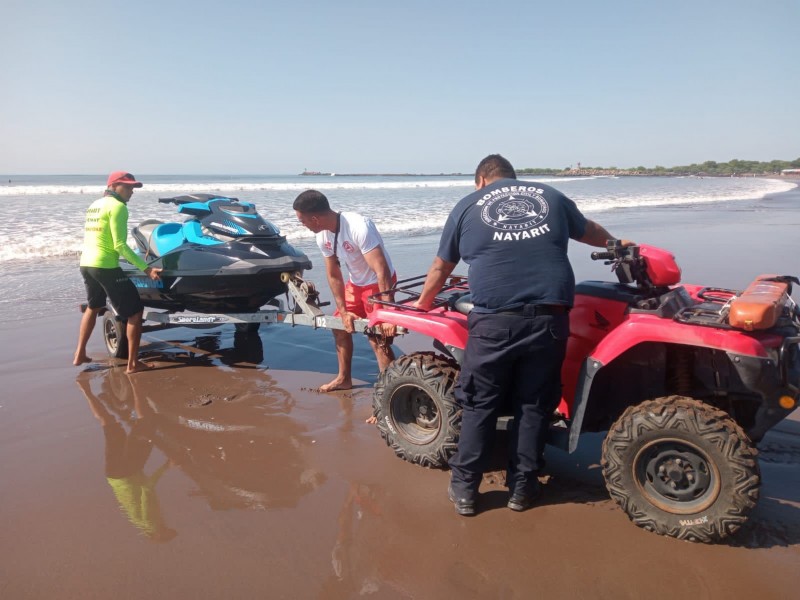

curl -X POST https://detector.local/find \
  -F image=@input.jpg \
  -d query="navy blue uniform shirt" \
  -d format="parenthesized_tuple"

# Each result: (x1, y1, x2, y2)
(437, 178, 588, 312)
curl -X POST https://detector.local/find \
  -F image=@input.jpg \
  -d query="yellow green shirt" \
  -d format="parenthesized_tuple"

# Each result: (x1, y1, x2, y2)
(79, 195, 149, 271)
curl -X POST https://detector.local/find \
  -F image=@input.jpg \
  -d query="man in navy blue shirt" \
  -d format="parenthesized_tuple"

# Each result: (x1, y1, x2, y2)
(414, 154, 631, 516)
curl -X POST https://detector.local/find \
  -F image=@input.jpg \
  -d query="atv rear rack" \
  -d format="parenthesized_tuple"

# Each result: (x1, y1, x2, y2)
(368, 274, 469, 312)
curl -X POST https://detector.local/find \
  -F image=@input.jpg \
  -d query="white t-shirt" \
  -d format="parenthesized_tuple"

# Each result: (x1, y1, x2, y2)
(316, 212, 394, 286)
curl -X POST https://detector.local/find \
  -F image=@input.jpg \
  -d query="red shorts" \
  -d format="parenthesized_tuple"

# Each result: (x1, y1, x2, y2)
(334, 275, 396, 319)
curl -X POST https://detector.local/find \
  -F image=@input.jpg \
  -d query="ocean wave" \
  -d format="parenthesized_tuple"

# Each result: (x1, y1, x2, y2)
(0, 245, 82, 262)
(0, 178, 794, 264)
(0, 175, 601, 197)
(578, 179, 797, 212)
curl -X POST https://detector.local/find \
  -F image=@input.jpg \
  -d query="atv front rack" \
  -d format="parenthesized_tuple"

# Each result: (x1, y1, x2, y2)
(673, 287, 738, 329)
(675, 280, 799, 332)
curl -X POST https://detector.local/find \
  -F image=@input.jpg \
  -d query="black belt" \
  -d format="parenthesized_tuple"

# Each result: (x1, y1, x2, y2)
(496, 304, 570, 316)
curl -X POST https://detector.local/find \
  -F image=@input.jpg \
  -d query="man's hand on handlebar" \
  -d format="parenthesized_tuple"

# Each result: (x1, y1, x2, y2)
(591, 240, 638, 261)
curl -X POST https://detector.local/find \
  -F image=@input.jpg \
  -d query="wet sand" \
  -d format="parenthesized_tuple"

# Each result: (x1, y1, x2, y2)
(1, 187, 799, 599)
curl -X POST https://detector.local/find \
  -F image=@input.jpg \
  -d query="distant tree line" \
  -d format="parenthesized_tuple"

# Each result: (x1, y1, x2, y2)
(518, 158, 800, 177)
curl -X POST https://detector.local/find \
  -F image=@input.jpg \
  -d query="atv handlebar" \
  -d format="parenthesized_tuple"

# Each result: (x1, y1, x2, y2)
(591, 241, 639, 262)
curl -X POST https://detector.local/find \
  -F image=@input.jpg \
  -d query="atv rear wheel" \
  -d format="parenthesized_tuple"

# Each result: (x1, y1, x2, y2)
(601, 395, 760, 543)
(103, 311, 129, 359)
(373, 352, 461, 469)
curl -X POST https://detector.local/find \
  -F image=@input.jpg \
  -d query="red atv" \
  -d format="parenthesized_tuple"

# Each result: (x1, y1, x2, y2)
(366, 243, 800, 543)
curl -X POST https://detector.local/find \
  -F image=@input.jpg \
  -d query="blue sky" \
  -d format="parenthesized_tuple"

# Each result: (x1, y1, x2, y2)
(1, 0, 797, 174)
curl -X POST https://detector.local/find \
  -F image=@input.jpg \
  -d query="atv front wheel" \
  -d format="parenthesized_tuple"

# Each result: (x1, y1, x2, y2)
(372, 352, 461, 468)
(103, 311, 129, 359)
(601, 396, 760, 543)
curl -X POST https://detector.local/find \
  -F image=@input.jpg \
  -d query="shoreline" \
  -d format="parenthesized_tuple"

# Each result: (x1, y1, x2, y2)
(298, 170, 800, 179)
(300, 171, 470, 177)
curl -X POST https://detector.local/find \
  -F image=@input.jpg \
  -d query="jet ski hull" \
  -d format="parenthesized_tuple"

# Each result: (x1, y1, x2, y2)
(123, 244, 312, 312)
(123, 194, 313, 313)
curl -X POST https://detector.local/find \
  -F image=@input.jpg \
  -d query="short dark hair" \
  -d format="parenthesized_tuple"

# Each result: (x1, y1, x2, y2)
(293, 189, 331, 213)
(475, 154, 517, 184)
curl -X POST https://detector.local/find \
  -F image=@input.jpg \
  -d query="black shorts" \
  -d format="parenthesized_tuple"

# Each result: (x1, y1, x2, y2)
(80, 266, 143, 319)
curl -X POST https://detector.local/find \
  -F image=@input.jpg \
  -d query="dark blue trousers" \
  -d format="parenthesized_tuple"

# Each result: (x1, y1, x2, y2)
(449, 308, 569, 496)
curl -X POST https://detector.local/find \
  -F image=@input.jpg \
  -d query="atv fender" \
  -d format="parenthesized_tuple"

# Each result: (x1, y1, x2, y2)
(565, 314, 779, 453)
(590, 314, 774, 365)
(369, 307, 468, 361)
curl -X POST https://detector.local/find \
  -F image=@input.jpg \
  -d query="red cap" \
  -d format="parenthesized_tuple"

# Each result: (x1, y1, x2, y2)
(106, 171, 143, 188)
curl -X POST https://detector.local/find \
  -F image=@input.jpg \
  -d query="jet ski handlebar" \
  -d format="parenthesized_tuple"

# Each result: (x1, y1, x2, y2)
(158, 194, 238, 205)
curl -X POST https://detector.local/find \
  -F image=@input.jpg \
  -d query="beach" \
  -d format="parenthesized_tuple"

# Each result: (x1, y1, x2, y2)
(1, 180, 799, 599)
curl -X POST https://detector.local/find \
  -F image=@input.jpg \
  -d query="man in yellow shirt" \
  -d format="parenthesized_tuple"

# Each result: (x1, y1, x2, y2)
(73, 172, 162, 373)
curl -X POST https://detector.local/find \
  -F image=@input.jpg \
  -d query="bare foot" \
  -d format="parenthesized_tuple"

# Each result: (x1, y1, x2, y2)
(318, 377, 352, 393)
(365, 415, 377, 425)
(126, 362, 154, 374)
(73, 354, 93, 366)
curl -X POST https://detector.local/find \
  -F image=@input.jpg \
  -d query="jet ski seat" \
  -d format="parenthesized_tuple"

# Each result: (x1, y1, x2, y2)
(182, 220, 222, 246)
(132, 219, 168, 258)
(133, 219, 221, 259)
(139, 221, 183, 257)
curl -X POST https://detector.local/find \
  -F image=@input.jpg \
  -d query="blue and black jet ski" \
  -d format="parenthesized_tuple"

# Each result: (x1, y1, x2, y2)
(123, 194, 312, 312)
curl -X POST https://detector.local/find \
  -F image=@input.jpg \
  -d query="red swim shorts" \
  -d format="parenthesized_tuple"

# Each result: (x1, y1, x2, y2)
(334, 275, 397, 319)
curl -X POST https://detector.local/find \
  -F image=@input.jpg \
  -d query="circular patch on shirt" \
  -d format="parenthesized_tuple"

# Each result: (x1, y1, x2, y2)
(479, 188, 549, 231)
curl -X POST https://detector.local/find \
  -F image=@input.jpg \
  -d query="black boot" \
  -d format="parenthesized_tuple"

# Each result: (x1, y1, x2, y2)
(507, 478, 541, 512)
(448, 485, 477, 516)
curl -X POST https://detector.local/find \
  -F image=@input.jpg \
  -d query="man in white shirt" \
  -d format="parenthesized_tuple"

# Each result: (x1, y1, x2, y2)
(294, 190, 397, 393)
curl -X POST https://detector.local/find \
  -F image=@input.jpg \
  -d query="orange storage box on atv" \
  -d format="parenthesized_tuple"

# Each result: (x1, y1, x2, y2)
(728, 275, 789, 331)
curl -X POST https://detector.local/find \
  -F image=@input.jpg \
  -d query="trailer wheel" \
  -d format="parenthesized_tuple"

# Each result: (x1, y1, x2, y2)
(234, 322, 260, 334)
(372, 352, 460, 469)
(601, 395, 760, 543)
(103, 311, 129, 359)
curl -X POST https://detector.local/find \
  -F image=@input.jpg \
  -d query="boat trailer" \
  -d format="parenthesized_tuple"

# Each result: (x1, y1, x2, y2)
(97, 273, 401, 358)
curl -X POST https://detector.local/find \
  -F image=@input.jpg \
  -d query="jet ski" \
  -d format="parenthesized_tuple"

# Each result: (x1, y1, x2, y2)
(122, 194, 312, 313)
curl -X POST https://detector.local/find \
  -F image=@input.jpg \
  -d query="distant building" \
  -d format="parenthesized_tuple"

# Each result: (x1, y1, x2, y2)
(781, 168, 800, 175)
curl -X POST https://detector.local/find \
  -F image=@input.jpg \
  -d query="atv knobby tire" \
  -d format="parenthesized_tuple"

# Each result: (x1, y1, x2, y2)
(601, 395, 760, 543)
(103, 311, 129, 359)
(373, 352, 460, 468)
